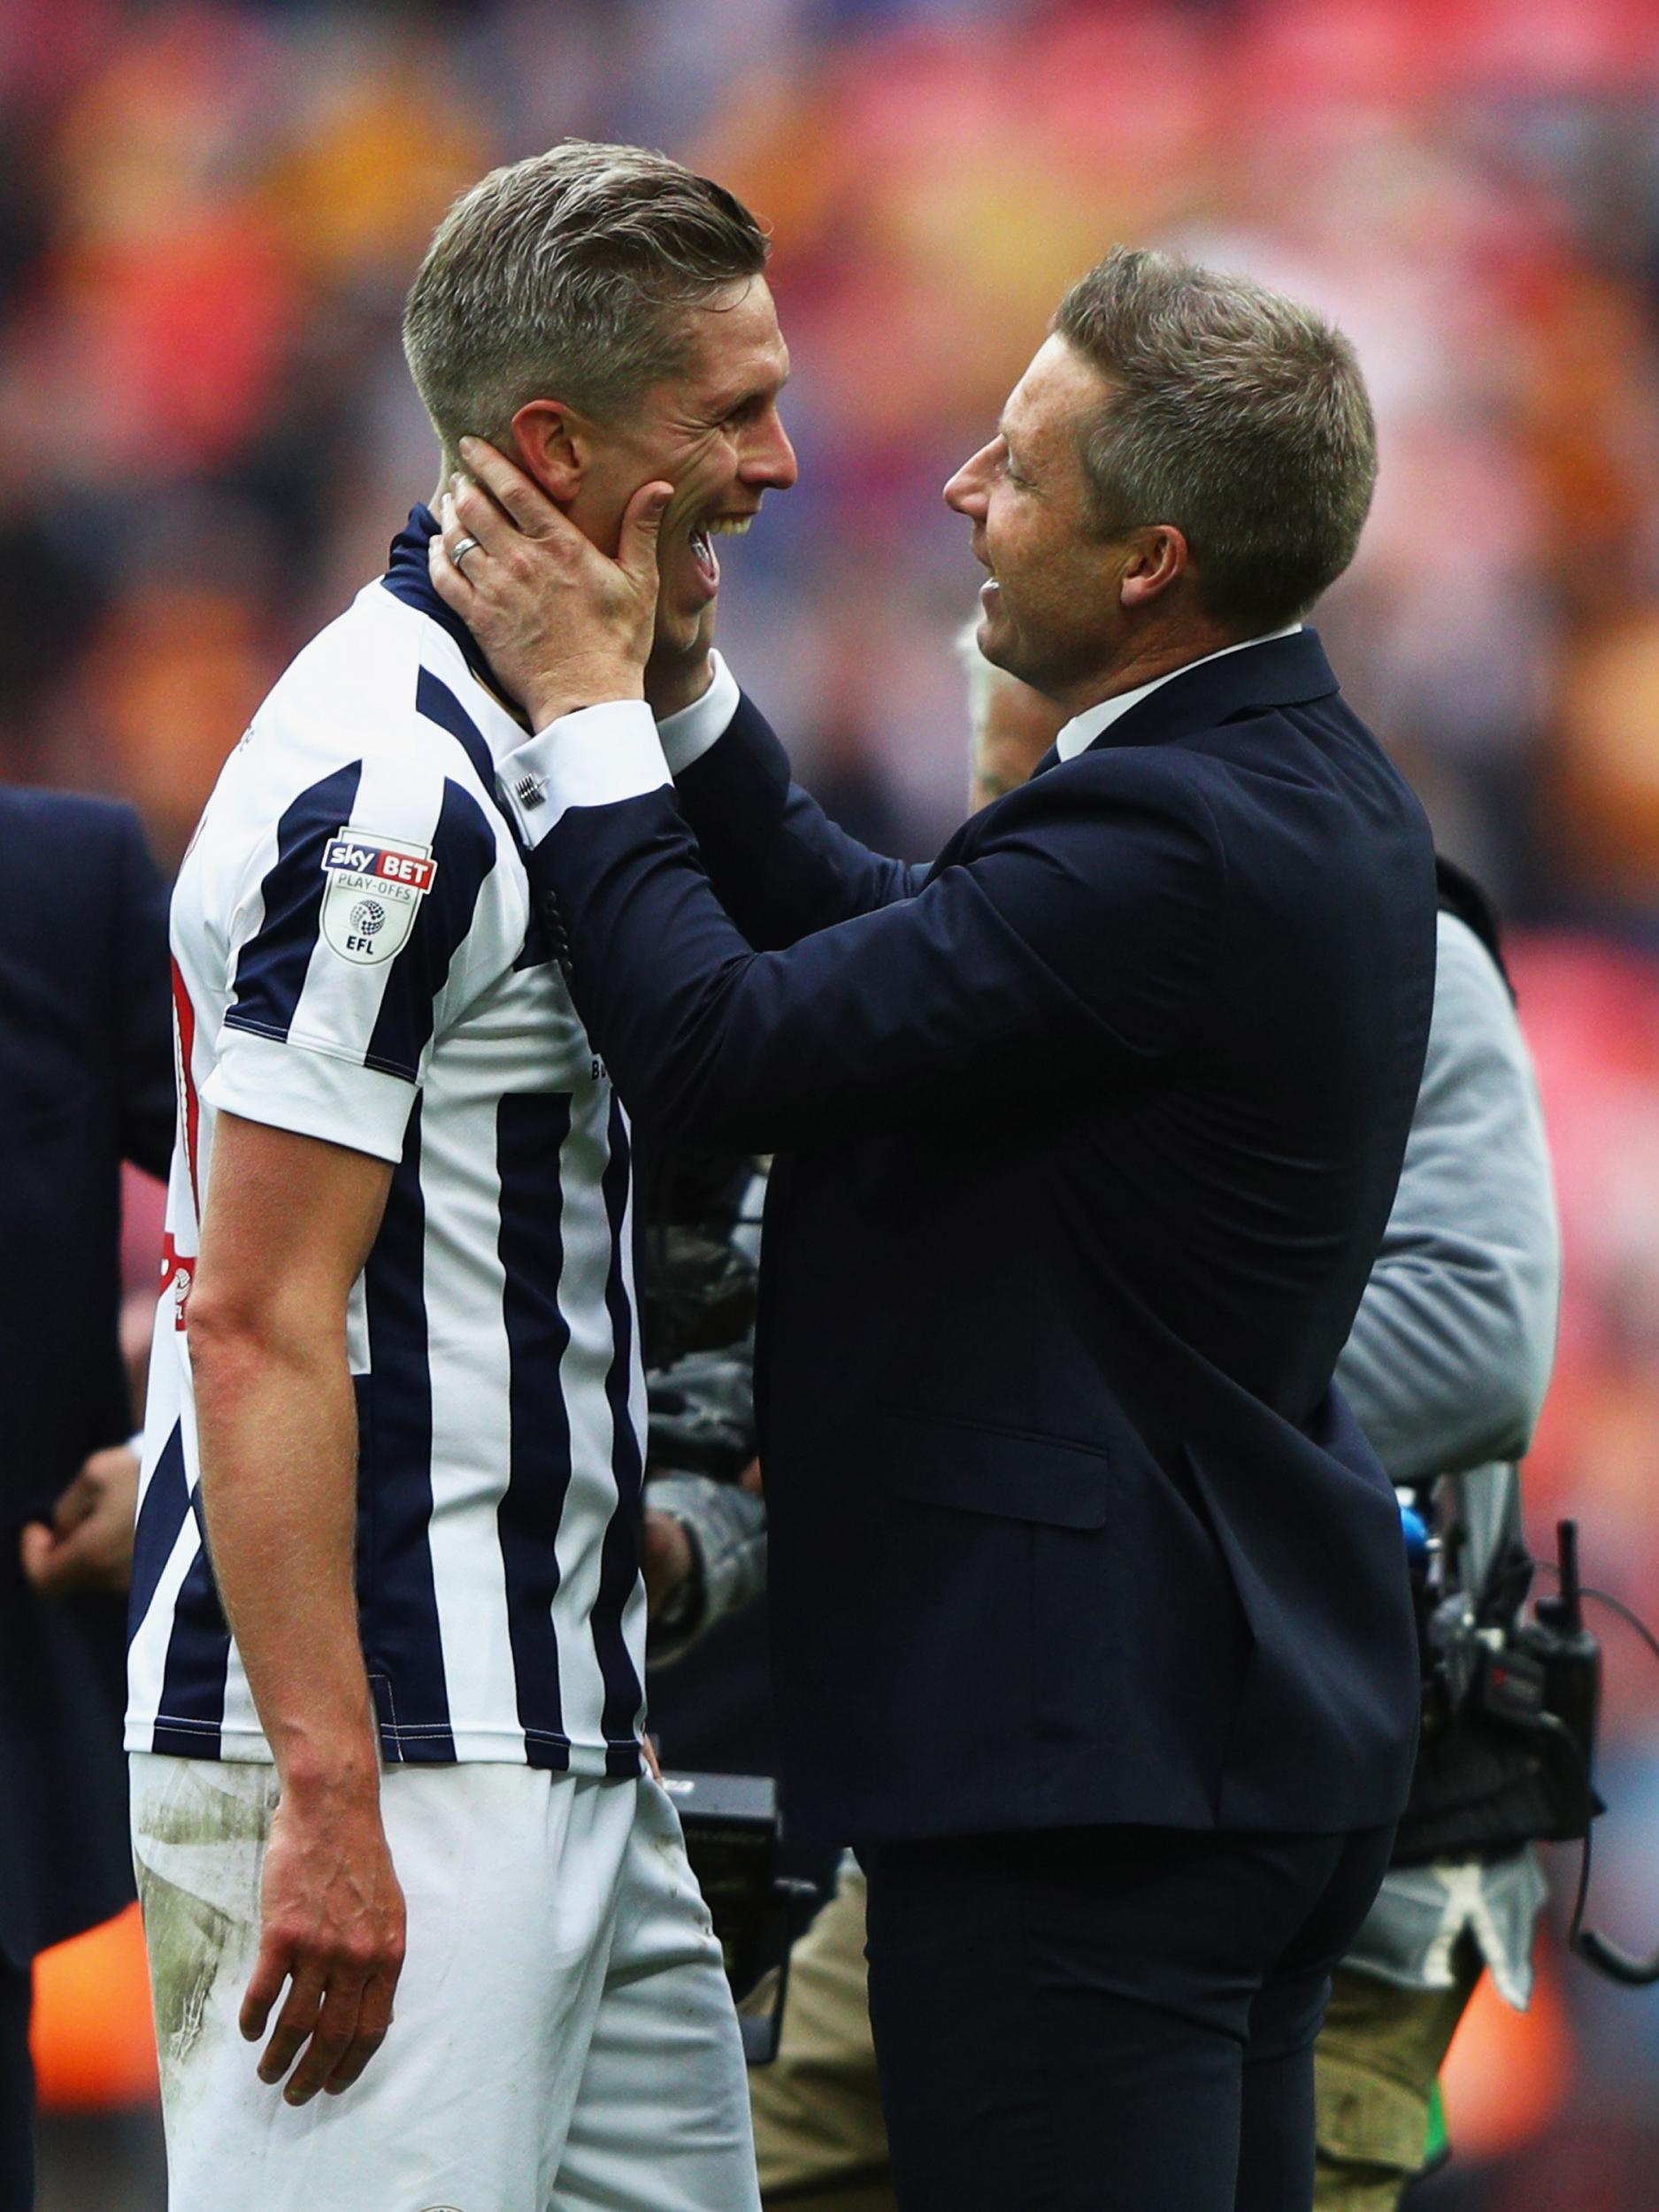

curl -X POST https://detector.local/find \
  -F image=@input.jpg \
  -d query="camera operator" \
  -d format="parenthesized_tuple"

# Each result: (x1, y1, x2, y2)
(637, 1143, 766, 1674)
(1315, 846, 1558, 2209)
(738, 640, 1560, 2212)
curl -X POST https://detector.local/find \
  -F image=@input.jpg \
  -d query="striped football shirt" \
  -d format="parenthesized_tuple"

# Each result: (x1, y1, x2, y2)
(126, 508, 648, 1774)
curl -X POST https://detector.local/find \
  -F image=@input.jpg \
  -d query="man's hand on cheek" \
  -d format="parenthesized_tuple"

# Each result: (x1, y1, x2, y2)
(645, 602, 719, 720)
(429, 438, 671, 731)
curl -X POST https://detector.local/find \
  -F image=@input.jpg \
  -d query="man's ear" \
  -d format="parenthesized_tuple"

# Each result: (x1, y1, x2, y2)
(1118, 524, 1189, 611)
(509, 399, 587, 505)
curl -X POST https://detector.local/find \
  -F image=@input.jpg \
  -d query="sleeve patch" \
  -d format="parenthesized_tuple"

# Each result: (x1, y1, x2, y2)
(319, 829, 438, 965)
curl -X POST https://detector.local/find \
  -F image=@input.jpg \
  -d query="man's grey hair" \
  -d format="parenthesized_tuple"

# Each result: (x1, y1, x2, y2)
(1054, 246, 1377, 633)
(403, 141, 769, 465)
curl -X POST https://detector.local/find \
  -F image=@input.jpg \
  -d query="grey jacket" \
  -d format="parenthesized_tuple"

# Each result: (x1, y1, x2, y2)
(1336, 909, 1561, 2005)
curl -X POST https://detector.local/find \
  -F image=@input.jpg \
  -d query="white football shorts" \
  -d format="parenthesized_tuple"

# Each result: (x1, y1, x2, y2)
(130, 1755, 762, 2212)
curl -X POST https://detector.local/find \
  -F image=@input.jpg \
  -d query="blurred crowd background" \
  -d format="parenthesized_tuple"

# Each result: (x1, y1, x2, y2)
(8, 0, 1659, 2205)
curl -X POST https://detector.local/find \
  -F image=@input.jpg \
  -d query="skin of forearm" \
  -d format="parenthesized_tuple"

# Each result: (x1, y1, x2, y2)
(191, 1314, 380, 1801)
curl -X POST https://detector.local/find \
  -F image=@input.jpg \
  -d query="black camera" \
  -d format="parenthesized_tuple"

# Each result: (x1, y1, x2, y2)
(661, 1770, 819, 2064)
(1399, 1517, 1602, 1865)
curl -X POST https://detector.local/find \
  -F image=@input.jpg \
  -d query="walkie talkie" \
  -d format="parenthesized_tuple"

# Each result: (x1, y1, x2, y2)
(1469, 1519, 1601, 1844)
(1528, 1521, 1659, 1989)
(1527, 1521, 1601, 1787)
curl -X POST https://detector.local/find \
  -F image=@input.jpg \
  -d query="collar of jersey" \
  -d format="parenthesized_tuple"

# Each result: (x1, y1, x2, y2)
(381, 505, 531, 732)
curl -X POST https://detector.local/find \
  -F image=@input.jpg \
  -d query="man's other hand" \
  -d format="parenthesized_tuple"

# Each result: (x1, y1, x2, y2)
(645, 603, 718, 722)
(20, 1443, 140, 1595)
(642, 1507, 698, 1621)
(431, 440, 671, 729)
(240, 1777, 407, 2105)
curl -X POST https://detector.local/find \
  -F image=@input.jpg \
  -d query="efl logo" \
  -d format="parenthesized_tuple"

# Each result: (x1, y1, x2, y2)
(322, 836, 437, 894)
(160, 1236, 194, 1332)
(319, 827, 437, 965)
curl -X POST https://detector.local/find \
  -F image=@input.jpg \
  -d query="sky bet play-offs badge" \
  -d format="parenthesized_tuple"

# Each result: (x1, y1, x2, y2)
(319, 829, 437, 964)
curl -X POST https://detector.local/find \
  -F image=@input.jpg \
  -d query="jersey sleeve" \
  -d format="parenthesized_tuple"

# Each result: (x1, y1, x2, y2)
(203, 753, 505, 1163)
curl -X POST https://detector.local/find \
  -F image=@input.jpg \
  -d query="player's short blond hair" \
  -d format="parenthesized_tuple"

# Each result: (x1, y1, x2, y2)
(403, 141, 769, 465)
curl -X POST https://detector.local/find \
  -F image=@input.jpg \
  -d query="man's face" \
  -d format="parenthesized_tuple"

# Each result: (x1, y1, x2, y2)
(945, 334, 1131, 699)
(567, 276, 796, 653)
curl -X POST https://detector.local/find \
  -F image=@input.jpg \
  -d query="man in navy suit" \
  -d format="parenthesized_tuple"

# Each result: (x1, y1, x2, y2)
(0, 789, 173, 2209)
(431, 243, 1434, 2211)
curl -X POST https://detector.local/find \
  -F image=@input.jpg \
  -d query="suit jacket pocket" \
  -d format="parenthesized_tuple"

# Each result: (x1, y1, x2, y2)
(876, 1407, 1111, 1530)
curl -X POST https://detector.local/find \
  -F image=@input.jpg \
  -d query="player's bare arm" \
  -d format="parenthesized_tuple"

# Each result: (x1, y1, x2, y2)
(188, 1113, 403, 2107)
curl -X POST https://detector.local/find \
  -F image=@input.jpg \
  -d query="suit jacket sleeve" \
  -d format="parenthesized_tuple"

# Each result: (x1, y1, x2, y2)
(664, 693, 928, 949)
(509, 708, 1225, 1152)
(113, 805, 176, 1180)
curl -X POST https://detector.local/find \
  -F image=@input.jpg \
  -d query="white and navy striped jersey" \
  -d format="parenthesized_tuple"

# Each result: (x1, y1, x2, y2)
(126, 509, 649, 1775)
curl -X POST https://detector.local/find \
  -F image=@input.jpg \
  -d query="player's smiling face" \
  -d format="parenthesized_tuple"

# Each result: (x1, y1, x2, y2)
(563, 277, 797, 653)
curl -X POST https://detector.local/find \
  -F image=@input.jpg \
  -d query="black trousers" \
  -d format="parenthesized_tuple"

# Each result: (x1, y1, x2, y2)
(861, 1820, 1394, 2212)
(0, 1955, 32, 2212)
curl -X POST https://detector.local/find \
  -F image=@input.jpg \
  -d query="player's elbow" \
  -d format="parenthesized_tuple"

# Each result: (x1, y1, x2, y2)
(184, 1287, 274, 1409)
(186, 1267, 334, 1382)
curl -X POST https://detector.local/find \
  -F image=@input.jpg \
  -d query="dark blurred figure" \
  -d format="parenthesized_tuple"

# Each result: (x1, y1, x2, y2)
(0, 790, 173, 2209)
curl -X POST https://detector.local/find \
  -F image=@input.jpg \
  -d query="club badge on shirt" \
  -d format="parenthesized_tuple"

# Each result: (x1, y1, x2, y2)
(319, 830, 437, 965)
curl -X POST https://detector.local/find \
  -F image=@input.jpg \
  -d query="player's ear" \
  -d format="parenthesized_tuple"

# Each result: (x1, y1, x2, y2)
(509, 399, 586, 506)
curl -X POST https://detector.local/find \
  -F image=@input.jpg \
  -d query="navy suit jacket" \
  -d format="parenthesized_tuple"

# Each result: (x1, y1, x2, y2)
(526, 630, 1435, 1844)
(0, 791, 173, 1961)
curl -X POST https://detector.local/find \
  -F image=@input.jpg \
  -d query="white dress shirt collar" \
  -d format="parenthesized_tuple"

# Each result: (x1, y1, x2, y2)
(1054, 625, 1304, 763)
